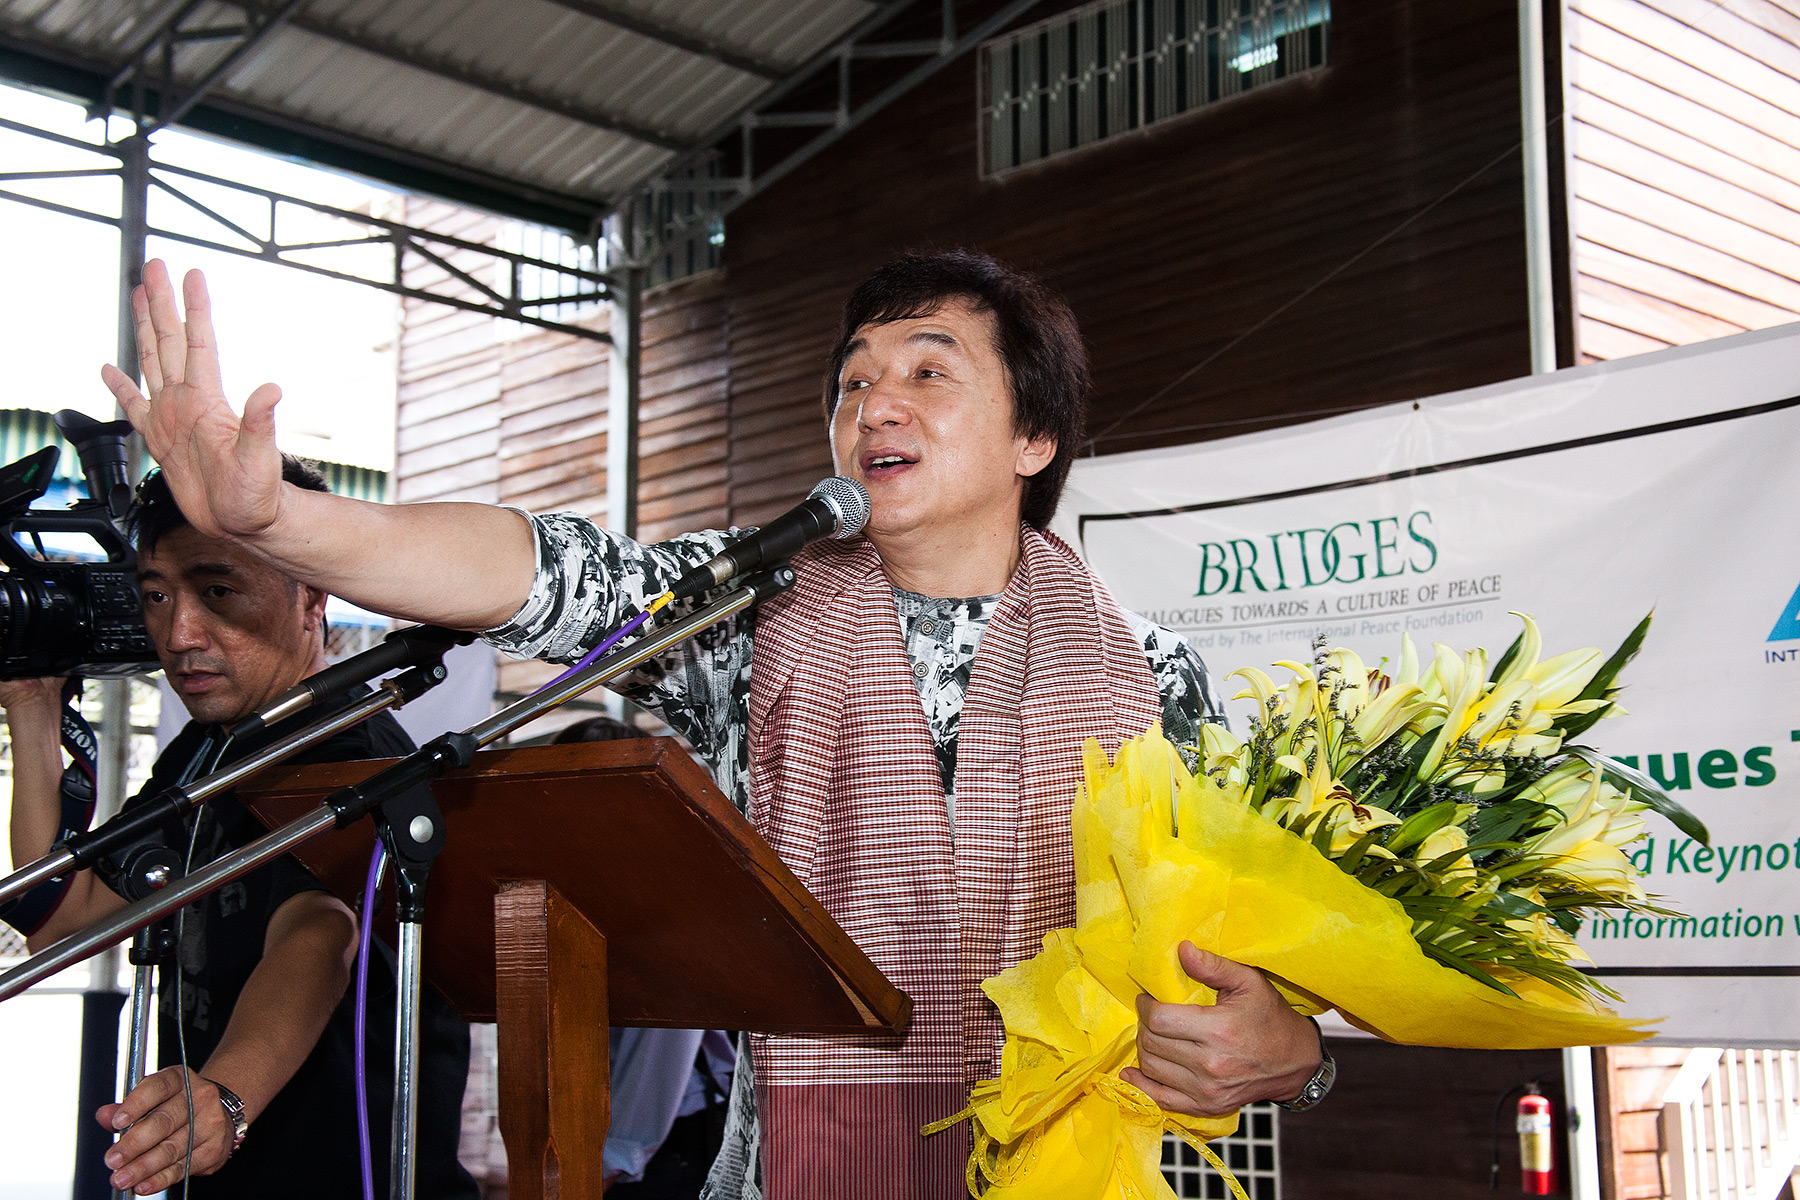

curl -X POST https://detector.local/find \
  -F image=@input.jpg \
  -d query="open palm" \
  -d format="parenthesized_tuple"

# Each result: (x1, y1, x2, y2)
(101, 259, 284, 541)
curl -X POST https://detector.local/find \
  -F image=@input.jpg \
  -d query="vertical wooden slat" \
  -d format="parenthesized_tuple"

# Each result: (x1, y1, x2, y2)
(493, 879, 610, 1200)
(395, 198, 503, 506)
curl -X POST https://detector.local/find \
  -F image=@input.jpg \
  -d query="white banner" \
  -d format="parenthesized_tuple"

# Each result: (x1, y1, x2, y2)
(1056, 324, 1800, 1046)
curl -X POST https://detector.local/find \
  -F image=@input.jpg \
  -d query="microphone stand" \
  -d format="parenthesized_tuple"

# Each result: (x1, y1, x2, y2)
(0, 567, 794, 1200)
(0, 626, 464, 1200)
(108, 650, 457, 1200)
(116, 847, 188, 1101)
(0, 626, 472, 911)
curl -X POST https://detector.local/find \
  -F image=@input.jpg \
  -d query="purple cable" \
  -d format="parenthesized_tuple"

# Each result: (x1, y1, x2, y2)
(355, 840, 386, 1200)
(537, 605, 657, 693)
(344, 600, 656, 1194)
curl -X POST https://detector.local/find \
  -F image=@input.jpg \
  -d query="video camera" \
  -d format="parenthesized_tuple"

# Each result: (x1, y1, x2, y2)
(0, 409, 160, 678)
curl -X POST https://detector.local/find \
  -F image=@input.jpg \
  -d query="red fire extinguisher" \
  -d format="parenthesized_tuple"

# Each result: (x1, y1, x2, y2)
(1516, 1085, 1559, 1195)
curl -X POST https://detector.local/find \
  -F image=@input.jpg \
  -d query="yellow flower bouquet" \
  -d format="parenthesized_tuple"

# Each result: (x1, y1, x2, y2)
(935, 615, 1706, 1198)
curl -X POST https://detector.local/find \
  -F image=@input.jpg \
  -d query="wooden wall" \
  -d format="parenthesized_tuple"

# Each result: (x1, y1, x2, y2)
(717, 0, 1543, 522)
(400, 0, 1548, 538)
(395, 246, 732, 703)
(394, 199, 505, 509)
(1282, 1040, 1567, 1198)
(1568, 0, 1800, 362)
(634, 272, 732, 544)
(1595, 1045, 1689, 1199)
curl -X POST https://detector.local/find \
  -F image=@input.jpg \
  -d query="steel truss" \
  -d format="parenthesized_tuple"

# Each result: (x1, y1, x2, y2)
(0, 114, 615, 343)
(624, 0, 1045, 274)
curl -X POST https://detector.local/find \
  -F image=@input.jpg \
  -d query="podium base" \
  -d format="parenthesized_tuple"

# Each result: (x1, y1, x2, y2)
(495, 880, 611, 1200)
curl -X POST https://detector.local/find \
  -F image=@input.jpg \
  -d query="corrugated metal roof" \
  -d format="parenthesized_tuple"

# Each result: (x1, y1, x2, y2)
(0, 0, 878, 225)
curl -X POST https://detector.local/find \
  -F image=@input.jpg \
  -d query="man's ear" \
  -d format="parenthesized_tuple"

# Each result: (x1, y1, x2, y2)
(300, 584, 329, 633)
(1016, 434, 1058, 479)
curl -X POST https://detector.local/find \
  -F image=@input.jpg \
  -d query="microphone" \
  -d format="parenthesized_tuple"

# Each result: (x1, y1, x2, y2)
(670, 476, 870, 601)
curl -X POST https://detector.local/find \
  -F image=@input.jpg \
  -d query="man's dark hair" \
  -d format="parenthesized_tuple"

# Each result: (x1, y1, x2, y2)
(552, 714, 640, 744)
(128, 456, 331, 554)
(824, 250, 1088, 530)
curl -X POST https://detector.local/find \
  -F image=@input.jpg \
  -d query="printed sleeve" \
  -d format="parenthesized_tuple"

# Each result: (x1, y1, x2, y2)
(479, 512, 755, 795)
(482, 511, 739, 663)
(1127, 611, 1228, 750)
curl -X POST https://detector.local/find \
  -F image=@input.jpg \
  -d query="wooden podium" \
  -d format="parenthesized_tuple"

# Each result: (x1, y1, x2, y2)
(241, 737, 910, 1199)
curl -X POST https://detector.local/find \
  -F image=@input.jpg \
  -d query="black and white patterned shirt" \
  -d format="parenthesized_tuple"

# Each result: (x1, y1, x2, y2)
(484, 514, 1224, 806)
(481, 512, 1225, 1200)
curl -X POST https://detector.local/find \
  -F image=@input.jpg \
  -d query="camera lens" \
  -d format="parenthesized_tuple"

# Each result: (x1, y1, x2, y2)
(0, 572, 89, 676)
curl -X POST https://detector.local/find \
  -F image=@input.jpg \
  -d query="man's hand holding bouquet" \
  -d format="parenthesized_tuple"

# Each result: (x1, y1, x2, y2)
(932, 614, 1705, 1198)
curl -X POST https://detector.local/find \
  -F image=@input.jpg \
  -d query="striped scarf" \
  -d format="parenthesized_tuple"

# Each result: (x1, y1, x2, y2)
(745, 526, 1162, 1198)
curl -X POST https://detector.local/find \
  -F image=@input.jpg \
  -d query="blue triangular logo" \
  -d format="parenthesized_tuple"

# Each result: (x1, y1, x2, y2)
(1772, 580, 1800, 641)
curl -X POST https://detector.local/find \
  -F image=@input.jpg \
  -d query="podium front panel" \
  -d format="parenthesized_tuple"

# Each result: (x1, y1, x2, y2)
(241, 739, 909, 1037)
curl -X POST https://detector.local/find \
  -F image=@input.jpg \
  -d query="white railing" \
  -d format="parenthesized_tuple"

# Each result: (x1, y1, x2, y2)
(1662, 1048, 1800, 1199)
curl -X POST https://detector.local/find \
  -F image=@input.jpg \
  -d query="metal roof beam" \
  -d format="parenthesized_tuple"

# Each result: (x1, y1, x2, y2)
(0, 35, 609, 230)
(644, 0, 917, 179)
(536, 0, 786, 80)
(208, 1, 685, 151)
(101, 0, 305, 134)
(849, 39, 948, 57)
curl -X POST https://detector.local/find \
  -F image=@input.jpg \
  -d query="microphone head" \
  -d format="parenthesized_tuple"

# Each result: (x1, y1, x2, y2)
(810, 476, 872, 539)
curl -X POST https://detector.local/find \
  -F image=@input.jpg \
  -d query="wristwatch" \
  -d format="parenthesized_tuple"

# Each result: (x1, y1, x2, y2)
(1273, 1017, 1336, 1112)
(207, 1079, 249, 1154)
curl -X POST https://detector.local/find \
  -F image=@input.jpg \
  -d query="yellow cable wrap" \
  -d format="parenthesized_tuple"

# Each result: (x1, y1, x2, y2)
(924, 725, 1651, 1198)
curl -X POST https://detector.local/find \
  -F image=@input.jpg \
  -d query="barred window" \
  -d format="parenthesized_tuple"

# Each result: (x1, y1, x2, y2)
(502, 222, 607, 327)
(979, 0, 1330, 177)
(1163, 1103, 1282, 1199)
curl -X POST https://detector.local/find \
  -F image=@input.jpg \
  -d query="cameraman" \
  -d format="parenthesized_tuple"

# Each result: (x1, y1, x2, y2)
(1, 460, 476, 1199)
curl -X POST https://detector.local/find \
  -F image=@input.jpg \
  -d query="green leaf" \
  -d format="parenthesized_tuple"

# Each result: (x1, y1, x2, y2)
(1311, 809, 1338, 856)
(1577, 612, 1653, 705)
(1551, 701, 1614, 742)
(1467, 798, 1557, 847)
(1480, 890, 1551, 922)
(1565, 745, 1711, 845)
(1361, 735, 1441, 815)
(1419, 942, 1520, 997)
(1387, 800, 1460, 854)
(1335, 827, 1387, 876)
(1489, 630, 1526, 685)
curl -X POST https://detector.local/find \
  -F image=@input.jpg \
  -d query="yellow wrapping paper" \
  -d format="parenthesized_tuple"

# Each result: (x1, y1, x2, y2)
(946, 727, 1651, 1198)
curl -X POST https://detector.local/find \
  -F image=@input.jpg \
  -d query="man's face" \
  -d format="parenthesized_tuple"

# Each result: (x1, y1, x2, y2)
(137, 525, 328, 725)
(830, 298, 1055, 545)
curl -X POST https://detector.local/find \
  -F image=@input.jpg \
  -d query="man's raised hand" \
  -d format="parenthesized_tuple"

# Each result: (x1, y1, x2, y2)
(101, 260, 285, 543)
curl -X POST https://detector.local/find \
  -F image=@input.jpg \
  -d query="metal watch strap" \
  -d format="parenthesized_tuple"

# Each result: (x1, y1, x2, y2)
(1273, 1017, 1336, 1113)
(208, 1078, 249, 1151)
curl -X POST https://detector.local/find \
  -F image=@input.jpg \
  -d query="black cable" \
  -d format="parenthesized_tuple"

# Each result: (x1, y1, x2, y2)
(1082, 0, 1736, 455)
(171, 730, 231, 1192)
(1086, 135, 1529, 454)
(174, 804, 203, 1190)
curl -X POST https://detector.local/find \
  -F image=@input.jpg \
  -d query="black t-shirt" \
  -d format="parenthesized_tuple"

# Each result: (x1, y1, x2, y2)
(117, 704, 477, 1199)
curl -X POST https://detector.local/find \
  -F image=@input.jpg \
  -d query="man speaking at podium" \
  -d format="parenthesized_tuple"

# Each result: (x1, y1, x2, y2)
(108, 250, 1331, 1198)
